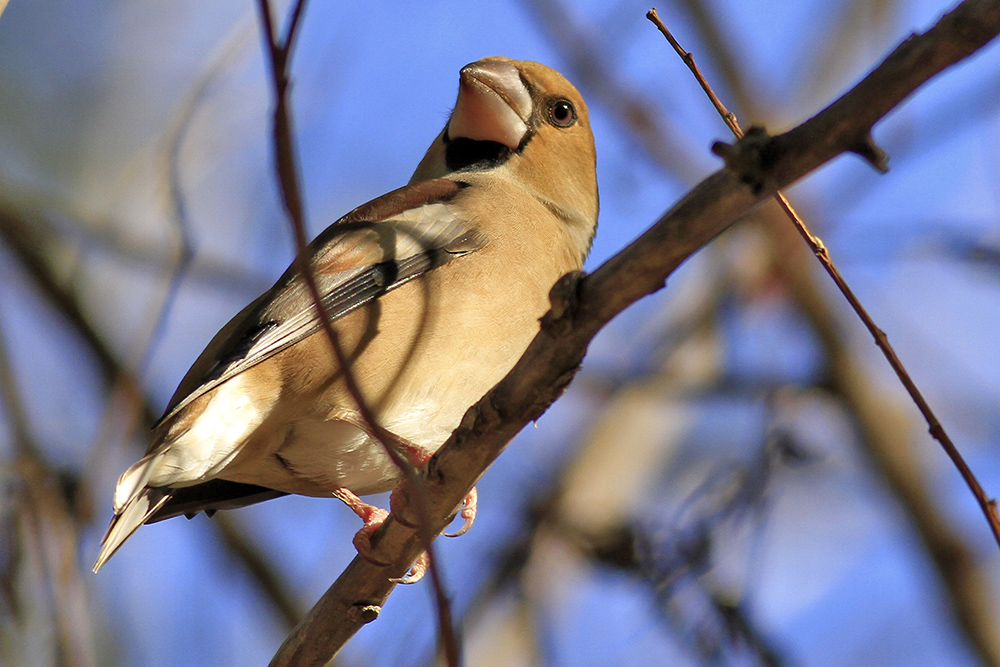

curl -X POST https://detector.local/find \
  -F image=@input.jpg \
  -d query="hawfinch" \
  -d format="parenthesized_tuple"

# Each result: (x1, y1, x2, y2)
(94, 57, 598, 573)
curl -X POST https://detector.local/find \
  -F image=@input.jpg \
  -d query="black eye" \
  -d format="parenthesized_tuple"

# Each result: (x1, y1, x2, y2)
(547, 99, 576, 127)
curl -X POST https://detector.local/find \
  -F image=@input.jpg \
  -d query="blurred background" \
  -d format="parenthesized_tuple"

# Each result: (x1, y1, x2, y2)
(1, 0, 999, 665)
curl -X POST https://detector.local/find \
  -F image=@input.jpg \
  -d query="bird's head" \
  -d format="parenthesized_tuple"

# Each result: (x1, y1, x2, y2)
(412, 57, 598, 258)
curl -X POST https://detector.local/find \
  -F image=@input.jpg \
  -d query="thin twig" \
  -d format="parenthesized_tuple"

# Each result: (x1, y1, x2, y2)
(253, 2, 460, 664)
(647, 6, 1000, 551)
(533, 3, 1000, 662)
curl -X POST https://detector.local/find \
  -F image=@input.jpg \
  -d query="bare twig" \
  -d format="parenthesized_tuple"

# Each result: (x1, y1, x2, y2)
(530, 3, 1000, 662)
(268, 2, 1000, 662)
(763, 209, 1000, 665)
(253, 1, 459, 664)
(647, 5, 1000, 551)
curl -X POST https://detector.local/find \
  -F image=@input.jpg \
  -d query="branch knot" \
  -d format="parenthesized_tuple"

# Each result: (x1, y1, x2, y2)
(541, 270, 585, 338)
(711, 126, 776, 194)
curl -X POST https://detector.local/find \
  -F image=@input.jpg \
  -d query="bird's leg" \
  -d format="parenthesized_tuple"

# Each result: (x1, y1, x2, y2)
(332, 487, 428, 582)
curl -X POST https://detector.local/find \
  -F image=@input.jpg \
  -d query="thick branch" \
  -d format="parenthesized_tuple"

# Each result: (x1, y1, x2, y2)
(270, 1, 1000, 664)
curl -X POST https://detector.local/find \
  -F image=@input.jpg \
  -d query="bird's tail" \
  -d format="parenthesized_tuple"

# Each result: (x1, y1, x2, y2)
(92, 485, 172, 573)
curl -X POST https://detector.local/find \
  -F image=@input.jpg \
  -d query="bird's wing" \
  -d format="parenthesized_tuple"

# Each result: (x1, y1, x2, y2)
(93, 179, 482, 573)
(157, 177, 482, 428)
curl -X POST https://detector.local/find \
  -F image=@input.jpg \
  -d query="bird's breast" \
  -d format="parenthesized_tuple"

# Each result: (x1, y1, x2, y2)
(198, 188, 583, 498)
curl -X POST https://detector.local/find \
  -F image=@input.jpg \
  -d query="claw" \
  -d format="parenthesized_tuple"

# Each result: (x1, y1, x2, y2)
(444, 487, 477, 537)
(333, 483, 476, 585)
(390, 551, 429, 584)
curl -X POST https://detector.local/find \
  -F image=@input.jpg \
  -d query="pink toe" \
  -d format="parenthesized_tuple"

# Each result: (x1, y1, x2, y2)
(391, 551, 429, 584)
(444, 487, 478, 537)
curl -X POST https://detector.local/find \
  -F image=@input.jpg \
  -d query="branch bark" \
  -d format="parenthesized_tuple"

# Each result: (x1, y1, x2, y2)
(270, 1, 1000, 664)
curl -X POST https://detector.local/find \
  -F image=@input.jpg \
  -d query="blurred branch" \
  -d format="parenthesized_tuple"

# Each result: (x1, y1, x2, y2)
(136, 0, 237, 372)
(213, 513, 306, 630)
(0, 205, 156, 428)
(453, 414, 794, 667)
(0, 202, 305, 645)
(58, 214, 267, 293)
(796, 0, 899, 106)
(630, 427, 797, 667)
(551, 515, 786, 667)
(269, 3, 1000, 663)
(672, 0, 761, 119)
(0, 318, 96, 667)
(646, 7, 1000, 664)
(551, 392, 792, 667)
(0, 15, 317, 643)
(519, 0, 703, 181)
(84, 19, 223, 536)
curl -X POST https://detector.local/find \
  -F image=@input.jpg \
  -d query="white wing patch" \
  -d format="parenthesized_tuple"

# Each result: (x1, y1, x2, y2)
(154, 373, 269, 484)
(113, 374, 270, 512)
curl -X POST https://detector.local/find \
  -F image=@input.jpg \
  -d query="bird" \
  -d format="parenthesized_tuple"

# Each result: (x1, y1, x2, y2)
(93, 56, 599, 576)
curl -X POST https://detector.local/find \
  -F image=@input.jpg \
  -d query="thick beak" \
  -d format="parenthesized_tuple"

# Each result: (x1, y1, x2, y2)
(447, 59, 532, 150)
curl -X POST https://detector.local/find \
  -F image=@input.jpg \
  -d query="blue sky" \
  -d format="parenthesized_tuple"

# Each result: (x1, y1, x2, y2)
(1, 1, 999, 665)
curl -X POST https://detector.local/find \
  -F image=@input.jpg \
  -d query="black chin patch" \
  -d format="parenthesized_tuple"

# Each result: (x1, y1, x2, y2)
(444, 137, 513, 172)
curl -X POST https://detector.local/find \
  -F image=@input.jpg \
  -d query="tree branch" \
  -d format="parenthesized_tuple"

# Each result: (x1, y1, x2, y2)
(644, 5, 1000, 661)
(269, 1, 1000, 663)
(650, 3, 1000, 551)
(253, 0, 460, 662)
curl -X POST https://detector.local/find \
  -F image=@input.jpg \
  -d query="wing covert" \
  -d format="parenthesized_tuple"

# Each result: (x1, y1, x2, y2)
(157, 179, 482, 426)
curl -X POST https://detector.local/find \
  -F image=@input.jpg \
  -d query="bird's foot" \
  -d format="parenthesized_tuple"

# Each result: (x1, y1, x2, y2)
(390, 551, 429, 584)
(333, 487, 429, 582)
(388, 484, 478, 537)
(333, 487, 391, 566)
(444, 487, 477, 537)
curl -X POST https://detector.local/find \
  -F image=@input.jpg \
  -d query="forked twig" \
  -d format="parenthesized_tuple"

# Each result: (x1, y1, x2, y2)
(252, 1, 460, 664)
(646, 7, 1000, 550)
